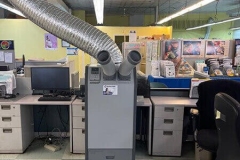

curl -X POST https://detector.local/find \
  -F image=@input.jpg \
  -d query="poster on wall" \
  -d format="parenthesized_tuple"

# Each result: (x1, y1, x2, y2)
(181, 40, 205, 58)
(161, 40, 182, 66)
(67, 47, 78, 55)
(129, 30, 137, 42)
(45, 33, 58, 50)
(234, 39, 240, 65)
(205, 40, 229, 58)
(0, 40, 15, 68)
(0, 40, 14, 50)
(122, 42, 141, 58)
(235, 39, 240, 57)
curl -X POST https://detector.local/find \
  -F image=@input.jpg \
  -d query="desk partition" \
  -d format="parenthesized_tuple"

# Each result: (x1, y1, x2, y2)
(148, 75, 240, 89)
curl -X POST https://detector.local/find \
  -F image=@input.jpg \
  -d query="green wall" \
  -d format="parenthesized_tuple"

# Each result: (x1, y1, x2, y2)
(72, 11, 234, 40)
(72, 10, 85, 21)
(86, 14, 129, 26)
(169, 12, 233, 39)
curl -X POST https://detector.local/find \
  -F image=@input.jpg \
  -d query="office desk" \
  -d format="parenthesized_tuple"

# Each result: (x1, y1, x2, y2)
(150, 96, 197, 156)
(2, 95, 76, 153)
(0, 95, 34, 153)
(0, 95, 152, 155)
(71, 98, 85, 154)
(137, 98, 152, 155)
(151, 96, 197, 106)
(16, 95, 75, 105)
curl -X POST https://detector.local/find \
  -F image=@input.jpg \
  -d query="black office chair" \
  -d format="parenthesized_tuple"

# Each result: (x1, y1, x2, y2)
(195, 79, 240, 156)
(214, 93, 240, 160)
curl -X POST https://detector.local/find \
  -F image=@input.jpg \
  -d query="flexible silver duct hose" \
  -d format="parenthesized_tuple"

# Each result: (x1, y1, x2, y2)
(8, 0, 123, 65)
(97, 51, 116, 76)
(119, 50, 141, 77)
(204, 17, 214, 39)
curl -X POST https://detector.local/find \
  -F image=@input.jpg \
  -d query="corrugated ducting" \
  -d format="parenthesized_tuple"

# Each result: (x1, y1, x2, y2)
(8, 0, 122, 64)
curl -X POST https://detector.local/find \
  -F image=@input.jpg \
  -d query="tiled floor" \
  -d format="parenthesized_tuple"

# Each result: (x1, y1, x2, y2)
(0, 139, 195, 160)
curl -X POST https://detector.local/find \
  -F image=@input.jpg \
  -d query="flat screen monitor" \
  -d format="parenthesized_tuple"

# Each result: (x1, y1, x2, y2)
(31, 67, 70, 90)
(0, 65, 9, 71)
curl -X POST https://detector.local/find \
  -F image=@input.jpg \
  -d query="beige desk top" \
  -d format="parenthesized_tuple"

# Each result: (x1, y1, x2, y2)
(151, 96, 197, 107)
(72, 98, 84, 105)
(15, 95, 75, 105)
(0, 95, 152, 107)
(0, 95, 26, 105)
(72, 97, 152, 107)
(137, 98, 152, 107)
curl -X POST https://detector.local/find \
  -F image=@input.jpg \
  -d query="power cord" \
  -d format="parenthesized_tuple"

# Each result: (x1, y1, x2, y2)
(37, 106, 48, 138)
(57, 106, 69, 137)
(44, 128, 64, 147)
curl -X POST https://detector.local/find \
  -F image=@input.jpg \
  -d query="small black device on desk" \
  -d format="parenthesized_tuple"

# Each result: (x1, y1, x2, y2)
(4, 94, 16, 99)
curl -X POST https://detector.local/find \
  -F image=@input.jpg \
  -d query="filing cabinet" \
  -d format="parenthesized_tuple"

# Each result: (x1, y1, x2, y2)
(0, 104, 34, 153)
(71, 99, 85, 153)
(151, 97, 184, 156)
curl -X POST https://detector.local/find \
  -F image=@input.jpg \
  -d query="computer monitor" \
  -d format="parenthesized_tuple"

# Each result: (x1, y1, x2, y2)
(0, 65, 9, 71)
(31, 67, 70, 91)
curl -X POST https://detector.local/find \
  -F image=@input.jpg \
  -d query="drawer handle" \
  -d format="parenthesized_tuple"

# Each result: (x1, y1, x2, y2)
(3, 129, 12, 133)
(164, 119, 173, 124)
(82, 129, 85, 134)
(1, 105, 11, 110)
(82, 106, 85, 111)
(82, 118, 85, 122)
(163, 131, 173, 136)
(2, 117, 11, 122)
(164, 107, 174, 112)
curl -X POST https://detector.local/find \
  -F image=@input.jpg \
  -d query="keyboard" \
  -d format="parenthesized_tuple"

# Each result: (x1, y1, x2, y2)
(38, 96, 72, 101)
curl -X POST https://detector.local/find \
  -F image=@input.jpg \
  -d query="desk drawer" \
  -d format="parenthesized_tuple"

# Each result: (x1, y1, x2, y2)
(154, 118, 183, 130)
(154, 106, 183, 119)
(152, 130, 182, 156)
(72, 105, 85, 117)
(0, 128, 22, 152)
(0, 116, 21, 128)
(73, 117, 85, 128)
(0, 105, 20, 116)
(73, 128, 85, 153)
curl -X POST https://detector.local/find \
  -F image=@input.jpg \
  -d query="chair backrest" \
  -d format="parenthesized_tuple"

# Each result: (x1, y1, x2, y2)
(214, 93, 240, 160)
(196, 79, 240, 130)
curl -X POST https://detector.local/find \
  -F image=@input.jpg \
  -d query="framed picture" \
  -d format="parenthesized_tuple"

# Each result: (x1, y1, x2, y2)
(205, 40, 230, 58)
(182, 40, 205, 58)
(61, 40, 70, 47)
(161, 40, 182, 66)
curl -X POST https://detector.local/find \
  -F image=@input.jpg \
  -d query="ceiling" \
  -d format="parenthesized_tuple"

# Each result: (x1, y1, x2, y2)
(62, 0, 240, 16)
(2, 0, 240, 17)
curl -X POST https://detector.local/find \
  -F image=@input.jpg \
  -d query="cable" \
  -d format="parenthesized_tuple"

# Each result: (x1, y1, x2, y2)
(44, 128, 65, 148)
(57, 106, 69, 137)
(238, 0, 240, 17)
(214, 0, 219, 21)
(37, 106, 47, 138)
(57, 106, 69, 125)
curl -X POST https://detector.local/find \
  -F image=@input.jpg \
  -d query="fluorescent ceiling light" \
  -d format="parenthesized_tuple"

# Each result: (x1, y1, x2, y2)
(93, 0, 104, 24)
(156, 0, 216, 25)
(0, 2, 25, 17)
(230, 27, 240, 30)
(186, 17, 240, 30)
